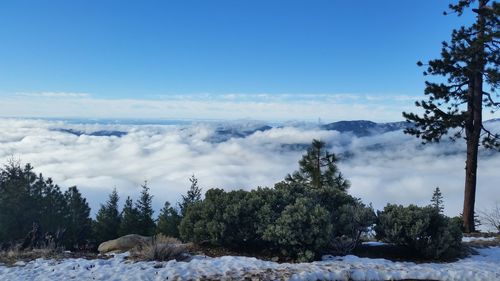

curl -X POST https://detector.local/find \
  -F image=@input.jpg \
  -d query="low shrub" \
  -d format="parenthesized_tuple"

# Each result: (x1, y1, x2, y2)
(179, 183, 375, 261)
(130, 234, 188, 261)
(375, 204, 462, 260)
(330, 202, 376, 255)
(262, 196, 332, 261)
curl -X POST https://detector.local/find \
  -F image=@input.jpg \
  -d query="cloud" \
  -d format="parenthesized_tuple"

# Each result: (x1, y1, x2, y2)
(2, 92, 498, 122)
(0, 118, 499, 225)
(15, 92, 91, 98)
(0, 93, 427, 122)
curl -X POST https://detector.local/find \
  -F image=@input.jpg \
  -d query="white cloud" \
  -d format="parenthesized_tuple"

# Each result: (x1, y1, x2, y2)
(0, 118, 499, 224)
(15, 92, 91, 98)
(0, 93, 424, 122)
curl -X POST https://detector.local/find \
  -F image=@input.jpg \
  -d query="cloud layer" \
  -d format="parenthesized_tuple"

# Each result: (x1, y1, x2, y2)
(0, 93, 423, 122)
(0, 118, 499, 227)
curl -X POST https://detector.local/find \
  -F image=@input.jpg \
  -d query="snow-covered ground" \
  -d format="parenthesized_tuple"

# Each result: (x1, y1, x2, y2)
(0, 247, 499, 281)
(462, 236, 498, 243)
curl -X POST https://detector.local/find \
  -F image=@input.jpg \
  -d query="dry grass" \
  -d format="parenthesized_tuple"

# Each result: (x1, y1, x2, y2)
(130, 234, 189, 262)
(0, 243, 103, 266)
(0, 245, 100, 265)
(0, 243, 58, 264)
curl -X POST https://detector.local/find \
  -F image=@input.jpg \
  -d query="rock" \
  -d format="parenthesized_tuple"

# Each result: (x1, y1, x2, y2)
(98, 234, 152, 253)
(271, 257, 279, 262)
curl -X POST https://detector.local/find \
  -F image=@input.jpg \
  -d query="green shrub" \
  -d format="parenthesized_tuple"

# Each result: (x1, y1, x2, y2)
(179, 189, 263, 247)
(179, 183, 375, 261)
(332, 201, 376, 254)
(262, 196, 332, 261)
(375, 204, 462, 259)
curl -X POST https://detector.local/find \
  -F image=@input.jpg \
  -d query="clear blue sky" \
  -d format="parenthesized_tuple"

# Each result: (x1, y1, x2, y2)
(0, 1, 478, 121)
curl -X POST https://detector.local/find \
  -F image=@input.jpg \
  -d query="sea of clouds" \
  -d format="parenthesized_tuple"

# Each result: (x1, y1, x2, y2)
(0, 118, 499, 226)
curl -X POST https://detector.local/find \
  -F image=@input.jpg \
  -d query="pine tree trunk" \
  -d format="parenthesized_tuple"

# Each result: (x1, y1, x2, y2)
(463, 0, 486, 233)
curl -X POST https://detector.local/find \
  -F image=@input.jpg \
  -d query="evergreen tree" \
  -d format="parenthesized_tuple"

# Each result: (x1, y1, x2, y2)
(179, 175, 202, 216)
(0, 161, 38, 241)
(119, 196, 141, 236)
(64, 186, 92, 249)
(94, 188, 121, 243)
(156, 201, 181, 238)
(403, 0, 499, 232)
(431, 187, 444, 213)
(0, 160, 90, 248)
(285, 139, 349, 191)
(39, 176, 68, 233)
(135, 181, 155, 236)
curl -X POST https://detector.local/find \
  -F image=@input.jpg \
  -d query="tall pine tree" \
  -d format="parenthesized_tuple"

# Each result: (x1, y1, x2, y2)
(179, 175, 202, 216)
(285, 139, 349, 191)
(136, 181, 155, 236)
(94, 188, 121, 243)
(0, 161, 38, 241)
(39, 176, 68, 234)
(119, 196, 141, 236)
(157, 201, 181, 238)
(64, 186, 92, 249)
(403, 0, 499, 232)
(431, 187, 444, 214)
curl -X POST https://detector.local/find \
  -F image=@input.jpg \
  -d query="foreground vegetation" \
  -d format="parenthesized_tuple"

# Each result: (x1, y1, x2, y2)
(0, 139, 478, 262)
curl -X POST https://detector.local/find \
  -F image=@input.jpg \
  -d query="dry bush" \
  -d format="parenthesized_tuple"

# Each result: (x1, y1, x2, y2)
(131, 234, 188, 261)
(479, 203, 500, 233)
(154, 234, 181, 245)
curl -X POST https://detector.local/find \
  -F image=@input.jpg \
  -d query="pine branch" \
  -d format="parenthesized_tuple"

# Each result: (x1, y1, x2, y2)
(481, 125, 500, 140)
(483, 91, 500, 106)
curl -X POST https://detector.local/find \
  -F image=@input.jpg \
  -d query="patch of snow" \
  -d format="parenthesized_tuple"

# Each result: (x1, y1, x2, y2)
(0, 247, 499, 280)
(362, 241, 387, 247)
(462, 236, 497, 242)
(13, 261, 26, 267)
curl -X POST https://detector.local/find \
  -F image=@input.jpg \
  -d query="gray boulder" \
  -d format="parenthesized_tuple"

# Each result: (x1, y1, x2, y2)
(98, 234, 152, 253)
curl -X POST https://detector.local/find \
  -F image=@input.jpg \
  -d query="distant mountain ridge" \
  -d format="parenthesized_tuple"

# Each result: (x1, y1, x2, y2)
(51, 118, 499, 141)
(206, 125, 273, 143)
(54, 128, 128, 137)
(321, 120, 409, 137)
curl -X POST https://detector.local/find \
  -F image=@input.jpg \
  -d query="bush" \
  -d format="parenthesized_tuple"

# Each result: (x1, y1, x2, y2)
(331, 201, 376, 255)
(262, 197, 332, 261)
(179, 183, 375, 261)
(375, 204, 462, 260)
(179, 189, 263, 247)
(131, 234, 187, 261)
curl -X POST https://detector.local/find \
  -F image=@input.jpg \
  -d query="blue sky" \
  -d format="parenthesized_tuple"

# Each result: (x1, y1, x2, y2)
(0, 0, 478, 121)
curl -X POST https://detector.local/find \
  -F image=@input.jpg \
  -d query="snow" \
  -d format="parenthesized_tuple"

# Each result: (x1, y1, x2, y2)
(0, 248, 499, 281)
(462, 236, 498, 242)
(362, 241, 387, 247)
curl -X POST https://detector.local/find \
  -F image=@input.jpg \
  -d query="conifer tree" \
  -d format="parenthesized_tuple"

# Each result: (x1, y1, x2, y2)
(64, 186, 92, 249)
(94, 188, 121, 243)
(431, 187, 444, 213)
(179, 175, 202, 216)
(157, 201, 181, 238)
(39, 177, 68, 233)
(119, 196, 141, 236)
(403, 0, 499, 232)
(136, 181, 155, 236)
(0, 161, 37, 241)
(0, 160, 90, 247)
(285, 139, 349, 191)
